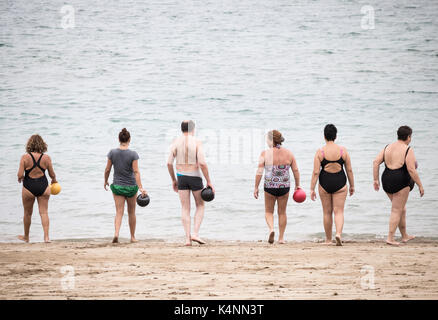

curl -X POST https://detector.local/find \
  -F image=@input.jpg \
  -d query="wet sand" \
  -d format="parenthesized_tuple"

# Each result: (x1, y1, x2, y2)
(0, 240, 437, 299)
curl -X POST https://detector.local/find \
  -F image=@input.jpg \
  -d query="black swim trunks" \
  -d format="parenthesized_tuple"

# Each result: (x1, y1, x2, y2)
(264, 187, 290, 197)
(177, 175, 203, 191)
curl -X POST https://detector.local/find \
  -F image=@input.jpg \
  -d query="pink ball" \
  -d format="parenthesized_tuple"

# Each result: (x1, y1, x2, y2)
(293, 188, 306, 203)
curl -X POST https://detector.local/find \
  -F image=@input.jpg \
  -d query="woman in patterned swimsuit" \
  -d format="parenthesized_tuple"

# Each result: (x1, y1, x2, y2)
(254, 130, 301, 244)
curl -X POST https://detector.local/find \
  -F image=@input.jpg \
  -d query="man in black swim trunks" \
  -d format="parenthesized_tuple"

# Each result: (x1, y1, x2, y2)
(167, 120, 214, 246)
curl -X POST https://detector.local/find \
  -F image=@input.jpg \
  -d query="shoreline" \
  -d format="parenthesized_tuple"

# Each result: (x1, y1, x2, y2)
(1, 234, 438, 244)
(1, 240, 437, 299)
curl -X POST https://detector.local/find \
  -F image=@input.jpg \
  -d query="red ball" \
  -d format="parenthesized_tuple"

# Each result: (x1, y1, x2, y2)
(293, 188, 306, 203)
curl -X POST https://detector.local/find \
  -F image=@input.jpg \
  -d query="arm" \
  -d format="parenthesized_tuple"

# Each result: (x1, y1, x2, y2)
(373, 149, 384, 191)
(17, 155, 25, 183)
(132, 160, 147, 195)
(46, 155, 57, 184)
(254, 151, 265, 199)
(104, 158, 112, 190)
(406, 148, 424, 197)
(310, 150, 320, 201)
(167, 144, 178, 193)
(343, 148, 354, 196)
(197, 141, 214, 192)
(290, 153, 300, 190)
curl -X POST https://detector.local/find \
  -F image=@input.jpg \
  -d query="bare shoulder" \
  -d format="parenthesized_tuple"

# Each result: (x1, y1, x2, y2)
(42, 154, 51, 165)
(338, 144, 347, 153)
(285, 148, 295, 158)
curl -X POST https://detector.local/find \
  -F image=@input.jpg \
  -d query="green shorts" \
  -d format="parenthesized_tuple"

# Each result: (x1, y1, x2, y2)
(110, 184, 138, 198)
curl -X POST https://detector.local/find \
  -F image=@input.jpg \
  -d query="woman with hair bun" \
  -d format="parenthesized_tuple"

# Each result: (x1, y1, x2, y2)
(310, 124, 355, 246)
(104, 128, 147, 243)
(254, 130, 300, 244)
(17, 134, 58, 243)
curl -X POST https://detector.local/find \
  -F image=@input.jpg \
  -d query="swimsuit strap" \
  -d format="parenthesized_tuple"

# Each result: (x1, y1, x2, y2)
(27, 153, 45, 174)
(36, 153, 45, 171)
(383, 145, 388, 165)
(405, 146, 410, 158)
(404, 146, 410, 164)
(321, 147, 344, 167)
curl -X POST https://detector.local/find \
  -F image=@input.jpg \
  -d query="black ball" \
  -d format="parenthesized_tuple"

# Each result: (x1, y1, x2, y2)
(201, 187, 215, 202)
(137, 194, 150, 207)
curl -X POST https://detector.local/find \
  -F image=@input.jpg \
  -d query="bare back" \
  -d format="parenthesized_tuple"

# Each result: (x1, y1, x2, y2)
(170, 135, 204, 172)
(383, 142, 411, 170)
(318, 143, 346, 174)
(23, 152, 48, 178)
(263, 147, 294, 167)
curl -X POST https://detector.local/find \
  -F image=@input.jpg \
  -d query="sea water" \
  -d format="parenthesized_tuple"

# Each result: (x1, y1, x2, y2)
(1, 0, 437, 242)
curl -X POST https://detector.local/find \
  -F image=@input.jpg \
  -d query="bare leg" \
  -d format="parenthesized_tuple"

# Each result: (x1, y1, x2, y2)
(191, 190, 206, 244)
(318, 185, 333, 244)
(36, 186, 51, 243)
(113, 194, 126, 243)
(386, 187, 410, 246)
(332, 185, 347, 246)
(276, 192, 289, 244)
(18, 187, 35, 242)
(126, 195, 137, 243)
(178, 190, 192, 246)
(264, 191, 276, 243)
(399, 206, 415, 242)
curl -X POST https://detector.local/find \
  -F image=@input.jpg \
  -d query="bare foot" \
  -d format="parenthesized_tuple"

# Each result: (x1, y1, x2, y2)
(112, 237, 119, 244)
(191, 236, 206, 245)
(386, 239, 400, 246)
(17, 235, 29, 243)
(44, 238, 51, 243)
(278, 239, 286, 244)
(184, 241, 192, 247)
(268, 231, 275, 244)
(130, 238, 138, 243)
(321, 239, 332, 245)
(335, 235, 342, 246)
(401, 235, 415, 243)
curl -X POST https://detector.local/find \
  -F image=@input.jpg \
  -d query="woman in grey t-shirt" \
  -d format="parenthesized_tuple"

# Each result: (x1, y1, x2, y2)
(104, 128, 147, 243)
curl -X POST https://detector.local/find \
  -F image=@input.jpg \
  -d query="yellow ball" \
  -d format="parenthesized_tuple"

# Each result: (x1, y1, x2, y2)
(50, 183, 61, 195)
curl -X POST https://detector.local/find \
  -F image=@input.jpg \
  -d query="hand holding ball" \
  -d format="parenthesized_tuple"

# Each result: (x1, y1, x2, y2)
(293, 188, 306, 203)
(201, 187, 215, 202)
(137, 193, 150, 207)
(50, 183, 61, 195)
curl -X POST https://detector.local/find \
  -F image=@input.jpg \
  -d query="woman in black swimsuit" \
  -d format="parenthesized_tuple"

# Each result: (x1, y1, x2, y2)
(310, 124, 355, 246)
(17, 135, 57, 243)
(373, 126, 424, 246)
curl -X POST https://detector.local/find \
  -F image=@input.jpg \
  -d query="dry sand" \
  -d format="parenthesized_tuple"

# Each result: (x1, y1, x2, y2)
(1, 239, 437, 300)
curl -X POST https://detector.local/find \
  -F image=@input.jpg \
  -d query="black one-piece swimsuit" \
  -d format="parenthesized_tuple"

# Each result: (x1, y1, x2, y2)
(319, 151, 347, 194)
(23, 153, 48, 197)
(381, 146, 414, 194)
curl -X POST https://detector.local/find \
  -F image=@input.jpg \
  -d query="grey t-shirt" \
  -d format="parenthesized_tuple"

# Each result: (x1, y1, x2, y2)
(107, 148, 139, 186)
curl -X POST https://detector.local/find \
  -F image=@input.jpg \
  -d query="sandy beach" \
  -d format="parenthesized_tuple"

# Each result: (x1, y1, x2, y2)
(1, 239, 437, 300)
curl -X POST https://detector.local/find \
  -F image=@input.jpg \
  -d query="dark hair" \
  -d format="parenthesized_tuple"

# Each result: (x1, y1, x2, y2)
(181, 120, 195, 133)
(324, 124, 337, 141)
(267, 130, 284, 146)
(397, 126, 412, 141)
(119, 128, 130, 143)
(26, 134, 47, 153)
